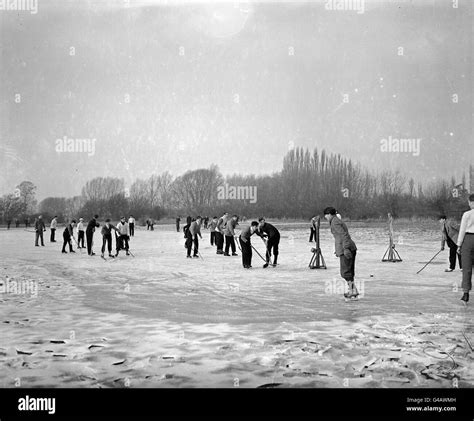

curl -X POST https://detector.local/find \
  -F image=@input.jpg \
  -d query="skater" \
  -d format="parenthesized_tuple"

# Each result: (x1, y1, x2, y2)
(176, 216, 181, 232)
(215, 212, 228, 254)
(186, 216, 202, 258)
(24, 218, 28, 228)
(146, 219, 150, 230)
(439, 215, 462, 272)
(101, 219, 118, 258)
(86, 214, 100, 256)
(309, 216, 317, 242)
(50, 215, 58, 242)
(77, 218, 85, 248)
(128, 215, 135, 237)
(149, 219, 154, 231)
(323, 206, 358, 299)
(456, 194, 474, 303)
(115, 217, 130, 256)
(15, 218, 19, 228)
(61, 220, 76, 253)
(209, 216, 218, 246)
(204, 216, 209, 229)
(239, 221, 259, 268)
(34, 215, 46, 247)
(7, 219, 11, 229)
(256, 217, 280, 268)
(224, 214, 239, 256)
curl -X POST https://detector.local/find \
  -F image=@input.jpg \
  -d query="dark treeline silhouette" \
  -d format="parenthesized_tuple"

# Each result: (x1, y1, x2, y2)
(1, 148, 471, 224)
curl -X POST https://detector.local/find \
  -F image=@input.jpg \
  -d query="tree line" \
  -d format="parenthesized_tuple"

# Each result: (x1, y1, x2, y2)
(0, 148, 471, 224)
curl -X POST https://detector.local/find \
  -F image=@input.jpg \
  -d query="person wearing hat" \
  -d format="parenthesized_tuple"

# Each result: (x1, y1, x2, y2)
(77, 218, 85, 248)
(34, 215, 46, 247)
(50, 216, 58, 242)
(128, 215, 136, 237)
(62, 220, 77, 254)
(239, 221, 259, 268)
(324, 206, 358, 299)
(186, 216, 202, 258)
(86, 214, 100, 256)
(101, 219, 118, 258)
(116, 216, 130, 256)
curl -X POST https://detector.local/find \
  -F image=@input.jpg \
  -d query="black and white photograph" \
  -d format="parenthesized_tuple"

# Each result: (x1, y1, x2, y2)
(0, 0, 473, 418)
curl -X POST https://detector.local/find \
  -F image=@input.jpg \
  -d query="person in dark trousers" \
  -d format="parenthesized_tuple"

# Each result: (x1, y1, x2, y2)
(50, 215, 58, 242)
(7, 219, 11, 229)
(186, 216, 202, 258)
(77, 218, 85, 248)
(456, 194, 474, 303)
(101, 219, 118, 258)
(309, 216, 317, 242)
(204, 216, 209, 229)
(239, 221, 259, 268)
(209, 216, 218, 246)
(128, 215, 135, 237)
(86, 214, 100, 256)
(149, 219, 154, 231)
(15, 218, 19, 228)
(215, 212, 228, 254)
(176, 216, 181, 232)
(25, 218, 28, 228)
(324, 206, 358, 299)
(115, 216, 130, 256)
(62, 220, 76, 253)
(256, 217, 280, 268)
(224, 215, 239, 256)
(34, 215, 46, 247)
(183, 216, 192, 252)
(439, 215, 462, 272)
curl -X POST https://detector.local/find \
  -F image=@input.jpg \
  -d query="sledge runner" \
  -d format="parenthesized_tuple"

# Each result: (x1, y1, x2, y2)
(86, 214, 100, 256)
(128, 215, 135, 237)
(101, 219, 118, 259)
(323, 207, 358, 300)
(34, 215, 46, 247)
(50, 216, 58, 242)
(224, 215, 239, 256)
(457, 194, 474, 303)
(239, 221, 259, 268)
(77, 218, 85, 248)
(209, 216, 218, 246)
(439, 215, 462, 272)
(61, 220, 77, 254)
(215, 212, 228, 254)
(256, 217, 280, 268)
(115, 216, 130, 256)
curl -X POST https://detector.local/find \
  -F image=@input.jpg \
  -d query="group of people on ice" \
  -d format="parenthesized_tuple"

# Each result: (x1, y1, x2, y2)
(33, 214, 136, 259)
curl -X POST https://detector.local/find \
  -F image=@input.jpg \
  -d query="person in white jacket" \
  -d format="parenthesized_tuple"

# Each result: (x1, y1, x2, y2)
(115, 216, 130, 256)
(50, 216, 58, 242)
(77, 218, 85, 248)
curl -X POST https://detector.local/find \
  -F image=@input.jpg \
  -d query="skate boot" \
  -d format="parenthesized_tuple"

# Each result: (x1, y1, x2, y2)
(263, 262, 269, 268)
(461, 292, 469, 303)
(109, 254, 115, 258)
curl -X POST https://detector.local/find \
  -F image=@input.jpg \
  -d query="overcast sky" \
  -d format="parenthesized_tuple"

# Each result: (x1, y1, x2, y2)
(0, 0, 472, 200)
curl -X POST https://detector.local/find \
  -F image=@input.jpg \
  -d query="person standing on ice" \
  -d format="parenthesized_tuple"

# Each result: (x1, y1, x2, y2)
(215, 212, 228, 255)
(128, 215, 135, 237)
(115, 216, 130, 256)
(256, 217, 280, 268)
(309, 216, 317, 242)
(239, 221, 259, 268)
(101, 219, 118, 258)
(176, 216, 181, 232)
(86, 214, 100, 256)
(209, 216, 218, 246)
(186, 216, 202, 258)
(50, 215, 58, 242)
(61, 220, 76, 254)
(224, 215, 239, 256)
(324, 207, 358, 299)
(439, 215, 461, 272)
(77, 218, 85, 248)
(34, 215, 46, 247)
(456, 194, 474, 303)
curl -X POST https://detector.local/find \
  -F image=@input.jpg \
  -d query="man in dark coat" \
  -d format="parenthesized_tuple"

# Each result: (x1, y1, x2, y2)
(256, 217, 280, 268)
(439, 215, 461, 272)
(34, 215, 46, 247)
(86, 214, 100, 256)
